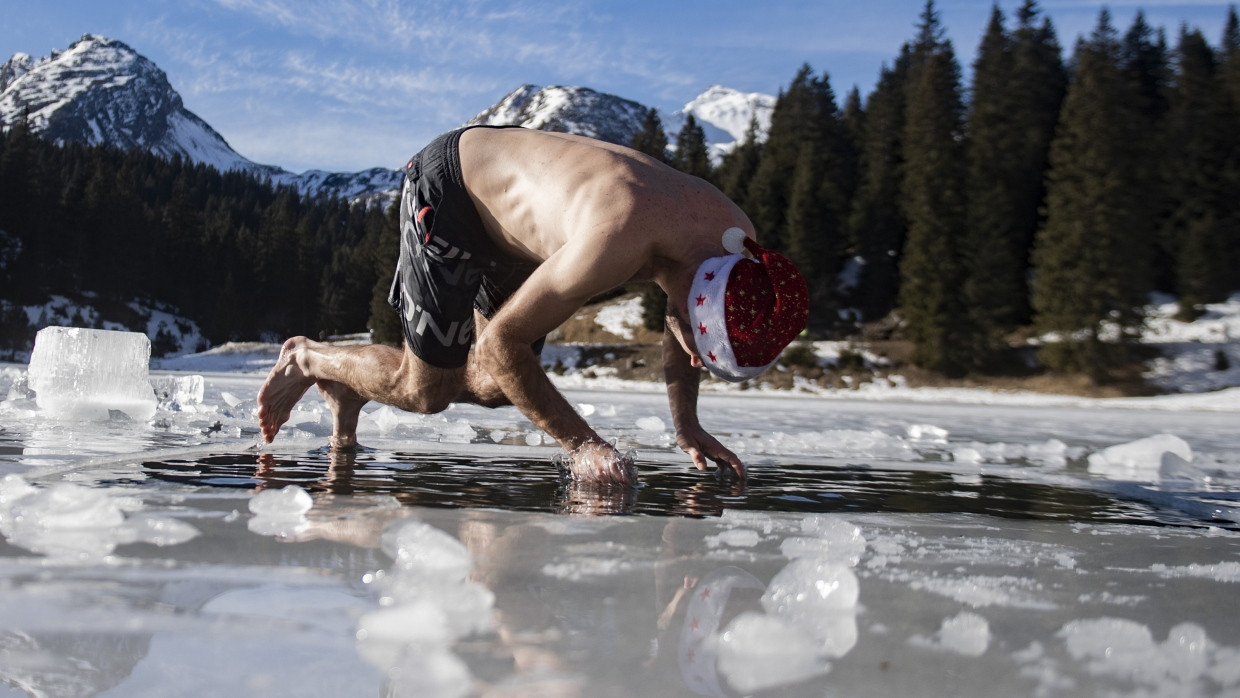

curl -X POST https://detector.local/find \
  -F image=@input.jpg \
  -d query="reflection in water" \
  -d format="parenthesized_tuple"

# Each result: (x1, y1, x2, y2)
(11, 418, 195, 471)
(215, 484, 868, 697)
(142, 446, 1184, 524)
(447, 511, 862, 696)
(675, 566, 768, 696)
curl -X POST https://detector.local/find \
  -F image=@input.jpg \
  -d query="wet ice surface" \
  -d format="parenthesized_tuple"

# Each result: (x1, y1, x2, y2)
(1, 367, 1240, 696)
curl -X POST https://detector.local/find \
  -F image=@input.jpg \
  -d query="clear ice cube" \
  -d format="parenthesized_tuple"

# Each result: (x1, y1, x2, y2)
(26, 326, 157, 421)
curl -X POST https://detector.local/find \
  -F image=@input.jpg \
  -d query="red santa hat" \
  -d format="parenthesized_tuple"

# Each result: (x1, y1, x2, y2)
(687, 228, 810, 382)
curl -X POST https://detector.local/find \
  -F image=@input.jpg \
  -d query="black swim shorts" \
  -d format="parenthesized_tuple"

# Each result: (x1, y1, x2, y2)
(387, 126, 542, 369)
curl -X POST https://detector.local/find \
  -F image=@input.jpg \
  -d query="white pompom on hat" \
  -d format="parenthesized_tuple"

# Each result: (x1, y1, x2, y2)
(687, 228, 810, 382)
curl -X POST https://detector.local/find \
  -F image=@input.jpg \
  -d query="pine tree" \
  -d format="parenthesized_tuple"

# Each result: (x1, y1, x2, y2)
(208, 271, 245, 342)
(897, 1, 970, 375)
(785, 138, 846, 334)
(0, 112, 33, 243)
(1223, 7, 1240, 104)
(1164, 28, 1237, 315)
(630, 108, 669, 163)
(154, 170, 204, 304)
(839, 86, 864, 208)
(745, 64, 840, 254)
(1008, 0, 1067, 307)
(1032, 10, 1151, 379)
(1123, 12, 1172, 120)
(368, 198, 404, 344)
(1121, 12, 1176, 292)
(0, 114, 38, 298)
(671, 114, 712, 180)
(1217, 6, 1240, 294)
(253, 187, 301, 334)
(716, 117, 763, 206)
(959, 2, 1065, 364)
(635, 111, 715, 333)
(746, 65, 851, 334)
(292, 204, 326, 334)
(848, 49, 910, 322)
(963, 5, 1022, 361)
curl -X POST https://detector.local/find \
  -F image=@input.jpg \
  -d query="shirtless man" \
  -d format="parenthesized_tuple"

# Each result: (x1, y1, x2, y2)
(257, 126, 808, 484)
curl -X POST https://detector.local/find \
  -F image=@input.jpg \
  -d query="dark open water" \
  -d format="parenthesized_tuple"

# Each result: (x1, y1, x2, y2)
(138, 445, 1221, 526)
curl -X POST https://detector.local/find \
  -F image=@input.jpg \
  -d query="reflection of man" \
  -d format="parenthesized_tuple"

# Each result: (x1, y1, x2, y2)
(258, 126, 809, 484)
(675, 566, 767, 697)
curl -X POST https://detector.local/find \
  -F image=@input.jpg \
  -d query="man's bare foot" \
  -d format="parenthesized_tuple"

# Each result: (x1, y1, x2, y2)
(316, 379, 367, 449)
(257, 337, 317, 443)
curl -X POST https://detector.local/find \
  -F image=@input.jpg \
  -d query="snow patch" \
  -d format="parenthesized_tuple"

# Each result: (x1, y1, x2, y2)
(593, 296, 643, 340)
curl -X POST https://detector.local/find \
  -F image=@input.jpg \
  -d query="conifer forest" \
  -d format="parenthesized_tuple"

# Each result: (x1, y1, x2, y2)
(2, 1, 1238, 381)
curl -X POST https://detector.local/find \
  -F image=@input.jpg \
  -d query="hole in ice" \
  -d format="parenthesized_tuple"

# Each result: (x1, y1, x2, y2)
(137, 446, 1224, 525)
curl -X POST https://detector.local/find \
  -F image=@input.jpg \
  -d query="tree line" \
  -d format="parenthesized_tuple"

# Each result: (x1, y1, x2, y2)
(636, 1, 1240, 381)
(0, 118, 403, 353)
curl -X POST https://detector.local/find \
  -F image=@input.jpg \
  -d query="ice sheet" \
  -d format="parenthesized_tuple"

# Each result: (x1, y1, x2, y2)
(1, 368, 1239, 696)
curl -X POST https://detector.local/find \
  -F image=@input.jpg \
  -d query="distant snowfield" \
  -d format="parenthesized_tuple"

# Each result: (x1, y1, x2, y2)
(144, 289, 1240, 413)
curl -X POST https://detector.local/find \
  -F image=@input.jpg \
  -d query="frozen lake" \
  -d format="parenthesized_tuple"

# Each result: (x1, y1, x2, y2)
(2, 365, 1239, 697)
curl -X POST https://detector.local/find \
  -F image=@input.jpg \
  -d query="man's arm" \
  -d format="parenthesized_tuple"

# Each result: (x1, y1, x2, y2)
(474, 236, 642, 483)
(662, 319, 746, 479)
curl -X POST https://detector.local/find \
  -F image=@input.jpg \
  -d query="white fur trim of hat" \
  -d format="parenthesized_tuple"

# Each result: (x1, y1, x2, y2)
(687, 228, 771, 382)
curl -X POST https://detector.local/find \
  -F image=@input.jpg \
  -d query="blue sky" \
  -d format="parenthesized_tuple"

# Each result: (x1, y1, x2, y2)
(2, 1, 1234, 174)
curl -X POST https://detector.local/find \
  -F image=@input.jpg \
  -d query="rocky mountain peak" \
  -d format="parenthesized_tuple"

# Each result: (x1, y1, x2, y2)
(0, 35, 402, 201)
(466, 84, 651, 147)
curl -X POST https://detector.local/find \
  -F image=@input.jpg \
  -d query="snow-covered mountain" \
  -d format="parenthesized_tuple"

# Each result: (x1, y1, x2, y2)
(0, 35, 402, 201)
(466, 84, 773, 162)
(465, 85, 652, 147)
(2, 36, 774, 202)
(666, 85, 775, 161)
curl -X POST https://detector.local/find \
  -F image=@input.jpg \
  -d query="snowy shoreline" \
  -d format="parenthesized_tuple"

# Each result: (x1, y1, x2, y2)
(136, 344, 1239, 414)
(11, 290, 1240, 413)
(144, 289, 1240, 414)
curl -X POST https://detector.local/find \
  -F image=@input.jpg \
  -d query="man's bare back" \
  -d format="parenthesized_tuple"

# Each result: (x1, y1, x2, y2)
(458, 128, 753, 275)
(257, 127, 804, 485)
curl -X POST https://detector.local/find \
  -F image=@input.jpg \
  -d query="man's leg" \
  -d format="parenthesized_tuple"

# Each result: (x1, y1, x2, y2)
(257, 330, 510, 448)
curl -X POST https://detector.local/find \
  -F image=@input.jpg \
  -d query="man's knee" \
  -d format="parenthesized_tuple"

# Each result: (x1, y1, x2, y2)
(388, 353, 463, 414)
(393, 389, 454, 415)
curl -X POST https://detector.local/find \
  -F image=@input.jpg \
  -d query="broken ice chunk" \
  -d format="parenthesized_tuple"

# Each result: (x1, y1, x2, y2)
(151, 374, 205, 410)
(26, 326, 157, 421)
(1087, 434, 1193, 482)
(717, 612, 829, 692)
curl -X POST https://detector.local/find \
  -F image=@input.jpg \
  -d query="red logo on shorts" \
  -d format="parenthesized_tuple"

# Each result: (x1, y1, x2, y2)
(417, 206, 434, 242)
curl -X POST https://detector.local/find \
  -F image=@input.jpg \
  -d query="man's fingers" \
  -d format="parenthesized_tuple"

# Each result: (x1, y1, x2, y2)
(727, 457, 747, 479)
(708, 449, 746, 479)
(691, 446, 746, 479)
(689, 448, 708, 471)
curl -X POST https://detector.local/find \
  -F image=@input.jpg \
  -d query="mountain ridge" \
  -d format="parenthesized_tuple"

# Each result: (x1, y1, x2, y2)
(2, 35, 773, 200)
(0, 35, 403, 201)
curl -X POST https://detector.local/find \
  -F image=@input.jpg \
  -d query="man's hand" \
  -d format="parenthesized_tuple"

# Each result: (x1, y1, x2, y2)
(563, 441, 638, 485)
(677, 426, 746, 479)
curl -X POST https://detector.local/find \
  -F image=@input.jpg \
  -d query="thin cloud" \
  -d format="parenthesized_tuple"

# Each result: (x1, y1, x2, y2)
(202, 0, 675, 91)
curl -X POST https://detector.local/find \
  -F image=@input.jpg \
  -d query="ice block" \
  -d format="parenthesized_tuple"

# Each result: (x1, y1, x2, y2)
(27, 326, 158, 421)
